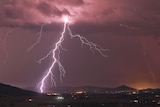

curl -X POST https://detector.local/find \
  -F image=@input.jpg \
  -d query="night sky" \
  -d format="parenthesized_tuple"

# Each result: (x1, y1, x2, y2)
(0, 0, 160, 92)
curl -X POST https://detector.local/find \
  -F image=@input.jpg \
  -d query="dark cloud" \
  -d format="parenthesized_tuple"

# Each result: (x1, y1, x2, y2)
(57, 0, 85, 6)
(0, 0, 85, 27)
(0, 0, 159, 33)
(37, 2, 70, 17)
(4, 6, 24, 19)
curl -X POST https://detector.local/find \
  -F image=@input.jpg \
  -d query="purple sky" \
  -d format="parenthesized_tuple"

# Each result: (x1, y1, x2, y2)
(0, 0, 160, 91)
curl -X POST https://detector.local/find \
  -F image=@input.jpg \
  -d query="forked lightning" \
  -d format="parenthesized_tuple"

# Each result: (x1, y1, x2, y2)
(39, 16, 107, 93)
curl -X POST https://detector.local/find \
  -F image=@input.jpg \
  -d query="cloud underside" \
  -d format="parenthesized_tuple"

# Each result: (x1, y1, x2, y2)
(0, 0, 159, 35)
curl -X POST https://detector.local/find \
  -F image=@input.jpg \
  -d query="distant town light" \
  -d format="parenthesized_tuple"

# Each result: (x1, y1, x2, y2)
(152, 100, 156, 103)
(155, 95, 159, 97)
(28, 98, 32, 102)
(56, 96, 64, 100)
(67, 104, 71, 107)
(132, 91, 137, 94)
(76, 91, 85, 94)
(133, 100, 138, 103)
(76, 91, 83, 94)
(47, 92, 60, 96)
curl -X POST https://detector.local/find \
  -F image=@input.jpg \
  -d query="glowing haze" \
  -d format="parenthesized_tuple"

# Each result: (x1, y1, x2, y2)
(0, 0, 160, 91)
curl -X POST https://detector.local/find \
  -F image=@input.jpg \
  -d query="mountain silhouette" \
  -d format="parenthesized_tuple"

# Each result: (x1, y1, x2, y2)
(0, 83, 38, 96)
(114, 85, 136, 91)
(40, 85, 137, 93)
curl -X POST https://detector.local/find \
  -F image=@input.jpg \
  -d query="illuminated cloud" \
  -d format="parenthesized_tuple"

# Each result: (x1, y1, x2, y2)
(0, 0, 85, 26)
(0, 0, 159, 29)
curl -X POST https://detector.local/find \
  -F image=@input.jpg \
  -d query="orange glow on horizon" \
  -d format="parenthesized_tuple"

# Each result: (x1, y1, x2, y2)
(131, 82, 159, 90)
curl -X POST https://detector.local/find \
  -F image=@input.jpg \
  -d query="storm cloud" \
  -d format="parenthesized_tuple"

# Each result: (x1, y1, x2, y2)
(0, 0, 159, 36)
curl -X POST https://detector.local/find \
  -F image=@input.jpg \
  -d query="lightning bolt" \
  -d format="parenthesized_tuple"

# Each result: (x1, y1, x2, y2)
(67, 25, 108, 57)
(3, 28, 18, 65)
(27, 23, 46, 52)
(39, 17, 108, 93)
(141, 40, 157, 83)
(39, 17, 68, 93)
(120, 24, 138, 31)
(120, 23, 157, 86)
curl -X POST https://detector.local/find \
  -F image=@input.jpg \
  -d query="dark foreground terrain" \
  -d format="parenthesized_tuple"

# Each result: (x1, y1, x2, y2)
(1, 91, 160, 107)
(1, 83, 160, 107)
